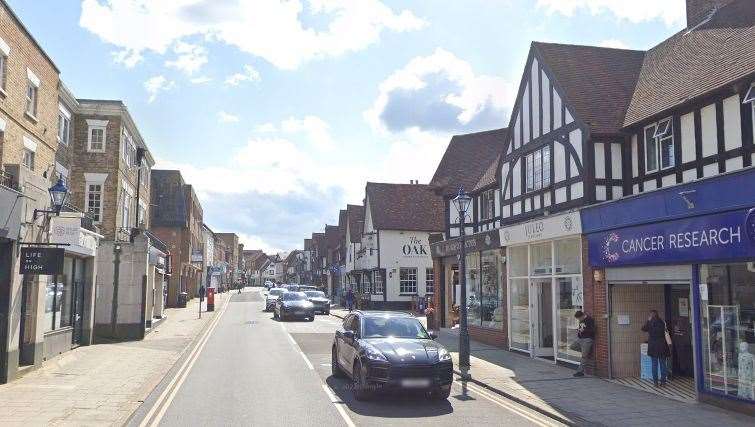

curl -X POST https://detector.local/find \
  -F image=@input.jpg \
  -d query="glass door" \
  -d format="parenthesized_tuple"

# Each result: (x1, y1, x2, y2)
(531, 278, 554, 358)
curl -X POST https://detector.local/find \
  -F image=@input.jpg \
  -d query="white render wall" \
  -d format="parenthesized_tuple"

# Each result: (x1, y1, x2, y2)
(379, 230, 435, 302)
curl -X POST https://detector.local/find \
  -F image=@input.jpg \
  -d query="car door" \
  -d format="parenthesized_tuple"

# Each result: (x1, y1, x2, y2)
(338, 315, 357, 372)
(343, 315, 361, 375)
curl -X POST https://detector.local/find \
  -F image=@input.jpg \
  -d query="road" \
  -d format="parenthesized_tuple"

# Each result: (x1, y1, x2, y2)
(129, 288, 561, 427)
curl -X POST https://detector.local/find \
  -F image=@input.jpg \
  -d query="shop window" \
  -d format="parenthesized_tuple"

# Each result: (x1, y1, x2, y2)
(554, 238, 581, 275)
(44, 257, 75, 332)
(557, 276, 583, 362)
(399, 268, 416, 295)
(372, 270, 383, 295)
(425, 268, 434, 294)
(509, 246, 528, 277)
(465, 252, 481, 327)
(699, 263, 755, 402)
(530, 242, 552, 276)
(510, 278, 530, 351)
(480, 250, 503, 330)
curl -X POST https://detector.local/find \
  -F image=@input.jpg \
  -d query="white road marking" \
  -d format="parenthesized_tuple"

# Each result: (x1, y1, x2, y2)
(456, 381, 557, 427)
(321, 384, 357, 427)
(138, 295, 231, 427)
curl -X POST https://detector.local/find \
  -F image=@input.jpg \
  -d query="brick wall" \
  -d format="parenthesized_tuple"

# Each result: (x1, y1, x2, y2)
(582, 235, 608, 377)
(0, 2, 59, 182)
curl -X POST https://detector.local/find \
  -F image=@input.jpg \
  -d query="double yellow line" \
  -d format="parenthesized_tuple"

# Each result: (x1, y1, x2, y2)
(138, 294, 232, 427)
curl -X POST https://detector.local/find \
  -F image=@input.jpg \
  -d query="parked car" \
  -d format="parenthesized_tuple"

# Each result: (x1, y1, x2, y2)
(304, 291, 331, 315)
(299, 285, 318, 292)
(265, 288, 286, 311)
(286, 284, 300, 292)
(274, 291, 315, 321)
(332, 311, 453, 401)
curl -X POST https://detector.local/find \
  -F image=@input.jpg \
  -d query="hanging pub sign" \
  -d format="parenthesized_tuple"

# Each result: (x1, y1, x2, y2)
(588, 208, 755, 267)
(20, 247, 65, 275)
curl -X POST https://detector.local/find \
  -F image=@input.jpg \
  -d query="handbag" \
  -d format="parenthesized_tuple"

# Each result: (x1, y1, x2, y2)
(570, 340, 582, 352)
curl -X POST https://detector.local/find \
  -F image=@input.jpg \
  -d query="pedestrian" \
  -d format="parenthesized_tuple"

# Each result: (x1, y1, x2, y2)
(572, 310, 595, 377)
(346, 288, 354, 312)
(199, 285, 206, 301)
(642, 310, 671, 387)
(238, 281, 243, 294)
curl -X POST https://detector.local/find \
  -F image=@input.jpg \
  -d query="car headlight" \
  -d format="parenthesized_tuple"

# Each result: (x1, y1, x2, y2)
(438, 347, 452, 361)
(362, 343, 388, 362)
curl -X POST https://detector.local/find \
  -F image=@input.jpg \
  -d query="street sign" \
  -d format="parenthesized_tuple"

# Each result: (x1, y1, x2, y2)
(20, 247, 65, 275)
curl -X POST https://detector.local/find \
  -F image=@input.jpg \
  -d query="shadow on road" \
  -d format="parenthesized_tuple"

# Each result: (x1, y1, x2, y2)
(230, 290, 262, 302)
(324, 376, 454, 418)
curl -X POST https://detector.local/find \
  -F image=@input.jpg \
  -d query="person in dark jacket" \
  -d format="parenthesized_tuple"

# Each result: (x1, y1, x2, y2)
(573, 311, 596, 377)
(642, 310, 671, 386)
(346, 288, 354, 312)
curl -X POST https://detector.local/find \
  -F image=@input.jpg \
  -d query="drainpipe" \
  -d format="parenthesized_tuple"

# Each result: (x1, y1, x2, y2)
(111, 244, 122, 338)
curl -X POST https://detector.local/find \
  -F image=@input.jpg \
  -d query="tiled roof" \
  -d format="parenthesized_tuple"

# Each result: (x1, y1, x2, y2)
(624, 0, 755, 126)
(430, 128, 509, 196)
(312, 233, 326, 254)
(304, 238, 313, 250)
(338, 209, 347, 241)
(325, 225, 340, 249)
(473, 153, 502, 192)
(533, 42, 646, 136)
(366, 182, 444, 232)
(346, 204, 365, 243)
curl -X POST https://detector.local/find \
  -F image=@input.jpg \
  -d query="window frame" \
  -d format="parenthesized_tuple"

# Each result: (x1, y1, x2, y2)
(58, 107, 71, 146)
(87, 120, 108, 153)
(0, 53, 7, 93)
(480, 189, 495, 221)
(22, 148, 35, 171)
(85, 183, 104, 224)
(644, 117, 675, 173)
(524, 146, 552, 193)
(399, 267, 418, 295)
(25, 82, 38, 118)
(425, 267, 434, 294)
(372, 270, 384, 295)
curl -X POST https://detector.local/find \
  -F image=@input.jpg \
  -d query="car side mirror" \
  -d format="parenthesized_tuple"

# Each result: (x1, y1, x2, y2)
(343, 330, 355, 341)
(429, 332, 438, 340)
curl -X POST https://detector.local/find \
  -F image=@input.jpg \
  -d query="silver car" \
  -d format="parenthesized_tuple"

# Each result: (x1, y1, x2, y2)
(304, 291, 331, 315)
(265, 288, 285, 311)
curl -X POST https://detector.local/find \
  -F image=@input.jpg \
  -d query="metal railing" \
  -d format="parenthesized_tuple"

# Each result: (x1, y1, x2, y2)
(0, 170, 19, 191)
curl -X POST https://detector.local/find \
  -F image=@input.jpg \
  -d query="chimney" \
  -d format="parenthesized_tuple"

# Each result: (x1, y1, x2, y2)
(686, 0, 735, 28)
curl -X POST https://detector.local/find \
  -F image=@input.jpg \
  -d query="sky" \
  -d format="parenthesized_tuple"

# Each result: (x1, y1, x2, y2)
(8, 0, 688, 253)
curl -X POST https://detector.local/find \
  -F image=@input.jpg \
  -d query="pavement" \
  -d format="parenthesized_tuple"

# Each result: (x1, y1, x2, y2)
(0, 292, 230, 426)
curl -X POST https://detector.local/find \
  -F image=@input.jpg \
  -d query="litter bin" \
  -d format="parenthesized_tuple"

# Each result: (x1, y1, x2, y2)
(178, 292, 188, 308)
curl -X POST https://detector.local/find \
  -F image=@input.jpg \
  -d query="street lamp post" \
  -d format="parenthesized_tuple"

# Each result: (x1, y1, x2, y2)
(452, 187, 473, 380)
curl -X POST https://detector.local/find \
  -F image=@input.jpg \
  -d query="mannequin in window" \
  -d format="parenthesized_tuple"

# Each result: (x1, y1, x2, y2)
(738, 341, 754, 400)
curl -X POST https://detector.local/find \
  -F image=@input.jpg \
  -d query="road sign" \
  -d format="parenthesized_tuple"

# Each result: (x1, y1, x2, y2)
(20, 247, 65, 275)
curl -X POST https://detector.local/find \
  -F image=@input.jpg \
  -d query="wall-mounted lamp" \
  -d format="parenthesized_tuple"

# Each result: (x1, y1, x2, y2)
(33, 178, 69, 220)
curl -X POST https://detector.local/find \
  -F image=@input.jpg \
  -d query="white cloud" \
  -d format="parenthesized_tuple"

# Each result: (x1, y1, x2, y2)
(190, 76, 213, 84)
(366, 48, 515, 133)
(280, 116, 333, 151)
(536, 0, 685, 27)
(80, 0, 427, 70)
(598, 39, 630, 49)
(165, 41, 208, 75)
(224, 65, 261, 86)
(237, 232, 284, 254)
(255, 122, 277, 133)
(144, 75, 176, 103)
(217, 111, 240, 123)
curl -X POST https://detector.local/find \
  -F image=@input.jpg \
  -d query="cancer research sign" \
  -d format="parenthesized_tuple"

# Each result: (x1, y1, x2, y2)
(588, 208, 755, 267)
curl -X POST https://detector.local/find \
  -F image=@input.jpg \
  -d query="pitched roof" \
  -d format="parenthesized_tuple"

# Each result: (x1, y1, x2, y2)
(473, 153, 502, 192)
(624, 0, 755, 127)
(338, 209, 347, 240)
(365, 183, 444, 232)
(346, 204, 365, 243)
(430, 128, 509, 196)
(303, 238, 313, 250)
(325, 225, 340, 249)
(532, 42, 646, 136)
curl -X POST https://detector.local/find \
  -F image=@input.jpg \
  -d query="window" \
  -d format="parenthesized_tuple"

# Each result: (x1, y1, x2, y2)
(425, 268, 434, 294)
(58, 112, 70, 145)
(525, 146, 552, 193)
(0, 53, 7, 91)
(480, 189, 495, 220)
(399, 267, 417, 295)
(22, 148, 34, 170)
(121, 190, 131, 229)
(137, 202, 146, 227)
(644, 118, 674, 172)
(372, 270, 384, 295)
(87, 120, 108, 152)
(122, 131, 136, 168)
(86, 184, 103, 223)
(743, 84, 755, 105)
(25, 82, 38, 118)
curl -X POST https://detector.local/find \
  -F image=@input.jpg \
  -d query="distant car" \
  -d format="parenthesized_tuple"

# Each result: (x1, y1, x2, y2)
(274, 291, 314, 321)
(286, 284, 300, 292)
(265, 288, 286, 311)
(332, 311, 453, 401)
(304, 291, 331, 315)
(299, 285, 318, 292)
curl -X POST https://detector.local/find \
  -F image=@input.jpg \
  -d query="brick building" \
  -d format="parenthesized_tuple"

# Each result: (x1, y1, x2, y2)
(216, 233, 240, 286)
(150, 170, 204, 307)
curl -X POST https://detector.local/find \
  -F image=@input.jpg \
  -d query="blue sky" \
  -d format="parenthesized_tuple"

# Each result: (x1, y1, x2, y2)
(9, 0, 687, 253)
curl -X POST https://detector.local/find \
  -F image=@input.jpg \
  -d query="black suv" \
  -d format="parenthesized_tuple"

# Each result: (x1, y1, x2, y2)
(331, 311, 453, 400)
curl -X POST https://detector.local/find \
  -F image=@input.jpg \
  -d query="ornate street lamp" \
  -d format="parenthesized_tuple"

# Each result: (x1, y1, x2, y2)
(452, 186, 473, 380)
(34, 178, 69, 220)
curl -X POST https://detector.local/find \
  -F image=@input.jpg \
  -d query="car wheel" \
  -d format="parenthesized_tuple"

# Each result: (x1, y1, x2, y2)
(352, 361, 371, 401)
(326, 310, 330, 315)
(331, 346, 345, 378)
(273, 310, 278, 320)
(429, 385, 452, 400)
(308, 315, 315, 322)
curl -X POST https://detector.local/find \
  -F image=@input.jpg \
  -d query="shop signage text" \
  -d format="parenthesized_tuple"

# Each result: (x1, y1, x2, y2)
(588, 208, 755, 267)
(402, 236, 428, 257)
(431, 229, 500, 258)
(500, 211, 581, 246)
(20, 247, 64, 275)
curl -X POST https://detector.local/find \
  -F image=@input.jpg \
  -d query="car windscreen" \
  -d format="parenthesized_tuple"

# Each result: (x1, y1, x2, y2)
(269, 289, 285, 296)
(282, 292, 307, 301)
(362, 316, 430, 339)
(305, 291, 326, 298)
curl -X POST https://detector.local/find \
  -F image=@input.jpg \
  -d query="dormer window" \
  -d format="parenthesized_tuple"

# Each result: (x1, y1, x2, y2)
(644, 117, 675, 173)
(743, 84, 755, 104)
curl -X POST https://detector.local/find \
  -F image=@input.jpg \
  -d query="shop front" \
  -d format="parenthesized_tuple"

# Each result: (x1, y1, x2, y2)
(45, 213, 101, 359)
(431, 229, 504, 347)
(502, 210, 584, 364)
(582, 168, 755, 413)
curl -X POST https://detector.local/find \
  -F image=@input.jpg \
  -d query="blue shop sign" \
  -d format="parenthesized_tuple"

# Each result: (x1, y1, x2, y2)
(588, 208, 755, 267)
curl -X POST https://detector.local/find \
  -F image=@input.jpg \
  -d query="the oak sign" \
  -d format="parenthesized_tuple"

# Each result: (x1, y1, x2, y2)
(20, 247, 65, 275)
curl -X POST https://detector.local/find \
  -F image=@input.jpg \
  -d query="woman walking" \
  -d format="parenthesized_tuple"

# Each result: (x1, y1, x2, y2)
(642, 310, 671, 387)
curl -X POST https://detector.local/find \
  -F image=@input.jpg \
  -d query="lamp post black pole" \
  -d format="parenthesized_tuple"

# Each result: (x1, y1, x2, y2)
(458, 206, 470, 380)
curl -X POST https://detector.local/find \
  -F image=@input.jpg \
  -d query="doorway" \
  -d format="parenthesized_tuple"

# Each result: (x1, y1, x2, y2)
(531, 278, 554, 358)
(18, 275, 36, 366)
(666, 285, 694, 378)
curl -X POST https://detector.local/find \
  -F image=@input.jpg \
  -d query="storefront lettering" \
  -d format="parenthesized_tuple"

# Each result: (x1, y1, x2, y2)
(618, 226, 741, 256)
(525, 221, 544, 239)
(402, 236, 428, 256)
